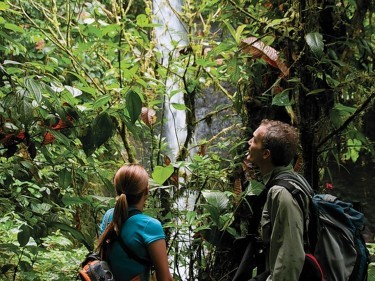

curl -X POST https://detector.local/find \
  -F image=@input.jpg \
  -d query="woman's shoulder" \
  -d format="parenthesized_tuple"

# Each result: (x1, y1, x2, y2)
(133, 213, 162, 226)
(129, 213, 164, 235)
(103, 208, 115, 221)
(99, 208, 115, 235)
(104, 208, 114, 215)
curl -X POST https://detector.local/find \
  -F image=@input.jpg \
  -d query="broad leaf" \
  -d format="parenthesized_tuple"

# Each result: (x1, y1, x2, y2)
(227, 56, 241, 83)
(24, 76, 43, 103)
(152, 165, 174, 185)
(305, 32, 324, 57)
(58, 169, 72, 189)
(136, 14, 149, 27)
(186, 211, 197, 225)
(240, 37, 289, 76)
(19, 99, 33, 127)
(93, 95, 111, 110)
(202, 204, 220, 225)
(92, 112, 116, 146)
(31, 203, 52, 215)
(80, 112, 116, 156)
(18, 225, 30, 247)
(201, 190, 229, 211)
(0, 2, 10, 10)
(272, 90, 293, 106)
(62, 195, 92, 206)
(329, 102, 356, 127)
(171, 103, 187, 110)
(126, 90, 142, 124)
(4, 23, 24, 33)
(64, 85, 82, 97)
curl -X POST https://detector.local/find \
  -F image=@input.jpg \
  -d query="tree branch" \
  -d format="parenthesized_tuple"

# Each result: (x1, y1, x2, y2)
(317, 91, 375, 151)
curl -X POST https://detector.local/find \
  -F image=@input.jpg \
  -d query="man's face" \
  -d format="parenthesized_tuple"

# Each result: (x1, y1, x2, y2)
(247, 125, 268, 167)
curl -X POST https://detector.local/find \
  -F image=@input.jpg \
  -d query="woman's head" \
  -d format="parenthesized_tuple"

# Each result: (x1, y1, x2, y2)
(102, 164, 149, 238)
(114, 164, 149, 205)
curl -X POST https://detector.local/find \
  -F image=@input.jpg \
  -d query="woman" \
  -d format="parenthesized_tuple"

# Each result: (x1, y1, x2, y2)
(97, 164, 173, 281)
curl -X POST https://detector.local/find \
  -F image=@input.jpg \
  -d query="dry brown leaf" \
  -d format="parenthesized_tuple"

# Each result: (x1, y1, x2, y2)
(240, 37, 289, 76)
(141, 107, 156, 127)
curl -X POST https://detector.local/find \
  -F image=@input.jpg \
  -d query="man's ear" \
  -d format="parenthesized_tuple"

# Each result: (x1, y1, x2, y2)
(263, 148, 271, 160)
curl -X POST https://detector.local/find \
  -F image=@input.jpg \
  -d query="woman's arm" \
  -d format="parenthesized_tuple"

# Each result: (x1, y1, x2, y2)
(148, 239, 173, 281)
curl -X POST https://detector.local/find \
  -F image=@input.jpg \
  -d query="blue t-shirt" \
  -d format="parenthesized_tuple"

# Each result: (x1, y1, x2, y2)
(99, 208, 165, 281)
(99, 208, 114, 235)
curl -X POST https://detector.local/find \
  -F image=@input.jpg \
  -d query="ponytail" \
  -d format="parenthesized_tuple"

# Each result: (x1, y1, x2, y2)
(96, 194, 129, 258)
(97, 164, 149, 258)
(113, 194, 128, 235)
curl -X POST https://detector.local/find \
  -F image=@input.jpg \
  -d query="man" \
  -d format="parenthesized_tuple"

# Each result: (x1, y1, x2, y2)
(246, 119, 313, 281)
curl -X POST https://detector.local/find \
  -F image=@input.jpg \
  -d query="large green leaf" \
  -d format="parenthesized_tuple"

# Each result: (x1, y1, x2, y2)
(24, 76, 43, 103)
(305, 32, 324, 57)
(81, 112, 116, 156)
(92, 112, 116, 146)
(62, 195, 92, 206)
(272, 89, 293, 106)
(93, 95, 111, 110)
(126, 90, 142, 124)
(31, 203, 52, 215)
(58, 168, 72, 189)
(19, 99, 33, 127)
(171, 103, 187, 110)
(18, 225, 31, 247)
(136, 14, 149, 27)
(151, 165, 174, 185)
(201, 190, 229, 211)
(0, 2, 10, 10)
(329, 102, 356, 128)
(202, 204, 220, 225)
(4, 23, 24, 33)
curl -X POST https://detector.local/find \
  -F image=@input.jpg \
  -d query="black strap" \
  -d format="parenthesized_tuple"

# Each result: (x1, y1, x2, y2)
(266, 178, 311, 249)
(267, 179, 306, 217)
(117, 209, 152, 267)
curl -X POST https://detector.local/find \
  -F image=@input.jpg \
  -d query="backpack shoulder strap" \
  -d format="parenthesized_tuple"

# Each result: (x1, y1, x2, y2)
(117, 209, 152, 267)
(267, 178, 311, 248)
(267, 178, 306, 215)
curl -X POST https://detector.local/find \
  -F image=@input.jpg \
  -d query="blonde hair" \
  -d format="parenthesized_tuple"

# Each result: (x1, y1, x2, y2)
(112, 164, 149, 234)
(97, 164, 149, 257)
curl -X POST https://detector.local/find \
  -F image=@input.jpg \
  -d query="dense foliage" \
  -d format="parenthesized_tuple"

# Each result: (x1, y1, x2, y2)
(0, 0, 374, 280)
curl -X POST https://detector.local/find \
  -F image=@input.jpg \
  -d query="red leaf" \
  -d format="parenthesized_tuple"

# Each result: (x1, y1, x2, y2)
(51, 119, 69, 130)
(42, 132, 55, 145)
